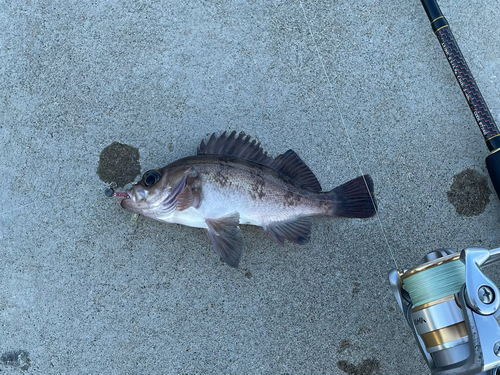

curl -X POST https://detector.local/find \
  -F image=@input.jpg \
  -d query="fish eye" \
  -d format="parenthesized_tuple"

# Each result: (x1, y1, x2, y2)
(142, 170, 161, 186)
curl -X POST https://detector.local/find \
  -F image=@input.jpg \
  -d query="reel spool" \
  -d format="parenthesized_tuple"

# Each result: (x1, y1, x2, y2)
(402, 253, 469, 368)
(390, 248, 500, 375)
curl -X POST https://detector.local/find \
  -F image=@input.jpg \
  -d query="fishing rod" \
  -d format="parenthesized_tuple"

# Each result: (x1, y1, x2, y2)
(389, 1, 500, 374)
(419, 0, 500, 199)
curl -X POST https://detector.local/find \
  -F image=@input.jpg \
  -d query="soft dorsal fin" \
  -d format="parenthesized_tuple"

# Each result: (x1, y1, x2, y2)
(198, 131, 272, 165)
(198, 132, 322, 192)
(270, 150, 322, 192)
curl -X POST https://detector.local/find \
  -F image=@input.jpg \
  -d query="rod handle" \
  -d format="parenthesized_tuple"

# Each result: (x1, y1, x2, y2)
(434, 25, 500, 150)
(420, 0, 500, 150)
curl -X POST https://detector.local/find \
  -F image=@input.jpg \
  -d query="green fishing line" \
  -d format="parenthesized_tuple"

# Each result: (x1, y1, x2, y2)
(403, 260, 465, 307)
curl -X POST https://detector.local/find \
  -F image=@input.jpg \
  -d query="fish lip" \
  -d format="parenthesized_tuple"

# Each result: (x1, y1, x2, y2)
(120, 185, 146, 205)
(124, 192, 133, 199)
(119, 189, 136, 211)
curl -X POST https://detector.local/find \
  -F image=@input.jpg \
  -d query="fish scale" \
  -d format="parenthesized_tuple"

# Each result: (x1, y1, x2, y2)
(198, 165, 329, 226)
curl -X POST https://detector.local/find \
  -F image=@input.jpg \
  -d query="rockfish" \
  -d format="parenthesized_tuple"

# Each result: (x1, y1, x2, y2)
(115, 131, 376, 267)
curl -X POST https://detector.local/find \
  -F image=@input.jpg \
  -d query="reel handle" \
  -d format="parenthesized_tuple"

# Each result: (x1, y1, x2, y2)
(484, 247, 500, 267)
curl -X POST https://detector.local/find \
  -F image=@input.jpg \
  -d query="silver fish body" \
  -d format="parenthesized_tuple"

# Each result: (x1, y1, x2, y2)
(119, 131, 376, 267)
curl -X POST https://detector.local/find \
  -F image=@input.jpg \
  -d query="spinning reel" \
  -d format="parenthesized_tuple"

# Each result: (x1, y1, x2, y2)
(390, 248, 500, 374)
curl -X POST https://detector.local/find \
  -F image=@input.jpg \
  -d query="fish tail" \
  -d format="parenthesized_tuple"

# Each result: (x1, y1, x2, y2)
(325, 175, 377, 218)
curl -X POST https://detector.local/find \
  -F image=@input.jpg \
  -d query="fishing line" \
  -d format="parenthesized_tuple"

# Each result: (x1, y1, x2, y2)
(298, 2, 398, 269)
(0, 194, 82, 217)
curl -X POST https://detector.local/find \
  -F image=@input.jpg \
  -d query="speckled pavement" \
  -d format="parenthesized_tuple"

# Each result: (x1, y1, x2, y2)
(1, 0, 499, 373)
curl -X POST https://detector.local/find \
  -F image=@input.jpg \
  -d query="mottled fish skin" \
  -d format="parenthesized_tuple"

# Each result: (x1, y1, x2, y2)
(136, 156, 332, 227)
(119, 131, 377, 268)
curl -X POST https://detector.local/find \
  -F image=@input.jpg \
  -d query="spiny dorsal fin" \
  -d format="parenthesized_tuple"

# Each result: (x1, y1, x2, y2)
(198, 132, 321, 192)
(198, 131, 272, 165)
(270, 150, 322, 192)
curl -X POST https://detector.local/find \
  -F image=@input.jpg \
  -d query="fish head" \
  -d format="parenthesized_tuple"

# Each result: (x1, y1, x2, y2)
(120, 168, 173, 216)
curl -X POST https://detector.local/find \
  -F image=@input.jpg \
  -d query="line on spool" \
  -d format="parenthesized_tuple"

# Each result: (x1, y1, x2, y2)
(403, 260, 465, 307)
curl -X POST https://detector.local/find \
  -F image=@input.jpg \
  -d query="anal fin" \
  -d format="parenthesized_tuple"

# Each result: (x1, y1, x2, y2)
(264, 217, 312, 246)
(205, 212, 243, 268)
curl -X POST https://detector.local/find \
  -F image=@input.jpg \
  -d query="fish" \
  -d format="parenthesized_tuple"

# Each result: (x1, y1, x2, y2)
(115, 131, 376, 268)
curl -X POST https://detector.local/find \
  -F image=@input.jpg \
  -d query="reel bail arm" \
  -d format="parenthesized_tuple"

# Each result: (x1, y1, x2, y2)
(462, 248, 500, 316)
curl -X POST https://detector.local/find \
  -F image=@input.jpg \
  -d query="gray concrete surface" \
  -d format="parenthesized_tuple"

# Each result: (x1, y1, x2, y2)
(1, 0, 499, 373)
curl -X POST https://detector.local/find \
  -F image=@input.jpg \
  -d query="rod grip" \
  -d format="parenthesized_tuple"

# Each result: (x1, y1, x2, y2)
(434, 26, 500, 150)
(421, 0, 500, 151)
(486, 152, 500, 200)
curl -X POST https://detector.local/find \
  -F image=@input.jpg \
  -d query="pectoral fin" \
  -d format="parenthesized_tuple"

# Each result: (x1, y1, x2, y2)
(176, 184, 201, 211)
(160, 168, 201, 214)
(264, 217, 312, 246)
(205, 213, 243, 268)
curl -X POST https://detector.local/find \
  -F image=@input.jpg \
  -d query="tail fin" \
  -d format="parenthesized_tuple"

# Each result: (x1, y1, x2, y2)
(328, 175, 376, 218)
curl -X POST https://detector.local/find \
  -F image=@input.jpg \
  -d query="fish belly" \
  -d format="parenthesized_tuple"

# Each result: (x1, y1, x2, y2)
(161, 184, 262, 229)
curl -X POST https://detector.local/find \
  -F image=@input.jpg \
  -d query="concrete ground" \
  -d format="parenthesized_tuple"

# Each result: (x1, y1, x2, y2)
(1, 0, 499, 373)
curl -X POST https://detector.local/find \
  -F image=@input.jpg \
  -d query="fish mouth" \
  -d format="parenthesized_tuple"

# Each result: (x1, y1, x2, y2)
(119, 190, 136, 212)
(118, 185, 148, 213)
(115, 184, 147, 202)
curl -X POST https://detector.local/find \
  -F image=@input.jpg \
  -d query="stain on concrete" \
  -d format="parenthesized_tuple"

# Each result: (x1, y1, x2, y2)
(337, 358, 380, 375)
(447, 169, 490, 217)
(1, 350, 31, 371)
(352, 281, 361, 296)
(337, 339, 353, 353)
(358, 326, 371, 334)
(97, 142, 141, 188)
